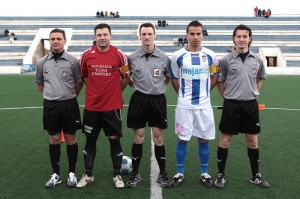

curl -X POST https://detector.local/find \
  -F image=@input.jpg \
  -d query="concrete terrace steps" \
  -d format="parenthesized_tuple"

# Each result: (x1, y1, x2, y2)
(0, 52, 27, 59)
(0, 41, 32, 46)
(2, 20, 300, 26)
(2, 16, 300, 31)
(68, 40, 300, 46)
(3, 24, 300, 30)
(8, 29, 300, 36)
(0, 16, 300, 74)
(1, 16, 300, 21)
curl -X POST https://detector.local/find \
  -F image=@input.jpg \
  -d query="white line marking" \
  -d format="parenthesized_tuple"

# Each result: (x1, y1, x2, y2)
(0, 106, 43, 110)
(150, 129, 162, 199)
(1, 105, 300, 111)
(263, 107, 300, 111)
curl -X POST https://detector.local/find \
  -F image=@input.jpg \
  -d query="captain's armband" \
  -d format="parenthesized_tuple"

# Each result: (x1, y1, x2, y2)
(209, 65, 219, 75)
(119, 64, 130, 78)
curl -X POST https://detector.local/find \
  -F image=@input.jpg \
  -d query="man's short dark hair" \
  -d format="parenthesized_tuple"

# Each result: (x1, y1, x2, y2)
(50, 28, 66, 40)
(186, 20, 204, 34)
(94, 23, 111, 35)
(139, 23, 155, 35)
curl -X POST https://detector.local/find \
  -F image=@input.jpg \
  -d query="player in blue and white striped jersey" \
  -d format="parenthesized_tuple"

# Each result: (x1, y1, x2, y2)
(171, 47, 218, 109)
(170, 20, 219, 188)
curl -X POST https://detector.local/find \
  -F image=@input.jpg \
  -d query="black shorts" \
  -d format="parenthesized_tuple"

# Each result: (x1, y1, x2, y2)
(43, 98, 82, 135)
(127, 91, 167, 129)
(219, 99, 260, 135)
(82, 109, 123, 138)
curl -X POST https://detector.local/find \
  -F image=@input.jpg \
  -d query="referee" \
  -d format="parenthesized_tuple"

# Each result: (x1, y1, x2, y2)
(126, 23, 171, 188)
(214, 24, 270, 189)
(35, 28, 83, 188)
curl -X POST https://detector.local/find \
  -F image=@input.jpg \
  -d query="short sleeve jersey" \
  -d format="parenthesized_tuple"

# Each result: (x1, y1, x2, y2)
(129, 47, 171, 95)
(80, 45, 128, 112)
(35, 51, 82, 101)
(218, 50, 267, 100)
(171, 47, 219, 109)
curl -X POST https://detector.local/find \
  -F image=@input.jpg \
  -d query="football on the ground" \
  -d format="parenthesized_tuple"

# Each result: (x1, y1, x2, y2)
(120, 156, 133, 175)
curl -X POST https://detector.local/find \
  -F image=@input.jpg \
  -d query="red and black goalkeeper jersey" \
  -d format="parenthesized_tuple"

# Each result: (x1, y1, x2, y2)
(80, 45, 128, 112)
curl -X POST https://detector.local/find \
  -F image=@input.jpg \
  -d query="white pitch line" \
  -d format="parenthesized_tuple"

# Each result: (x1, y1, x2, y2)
(1, 105, 300, 111)
(150, 130, 162, 199)
(263, 107, 300, 111)
(0, 106, 43, 110)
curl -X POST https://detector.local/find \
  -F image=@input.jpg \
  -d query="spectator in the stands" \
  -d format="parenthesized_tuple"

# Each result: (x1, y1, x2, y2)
(162, 20, 167, 27)
(262, 9, 266, 17)
(264, 10, 270, 18)
(105, 10, 108, 17)
(183, 37, 188, 46)
(9, 32, 16, 43)
(254, 6, 259, 17)
(109, 11, 115, 17)
(178, 37, 183, 46)
(203, 29, 208, 37)
(100, 10, 105, 18)
(158, 20, 162, 27)
(96, 10, 100, 17)
(267, 8, 271, 16)
(3, 29, 9, 37)
(258, 9, 262, 17)
(115, 11, 120, 18)
(11, 32, 16, 39)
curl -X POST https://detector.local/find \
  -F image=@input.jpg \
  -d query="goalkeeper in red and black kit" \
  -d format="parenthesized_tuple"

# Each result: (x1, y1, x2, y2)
(76, 23, 130, 189)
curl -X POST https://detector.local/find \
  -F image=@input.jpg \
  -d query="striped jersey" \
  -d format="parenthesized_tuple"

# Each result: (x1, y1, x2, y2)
(171, 47, 219, 109)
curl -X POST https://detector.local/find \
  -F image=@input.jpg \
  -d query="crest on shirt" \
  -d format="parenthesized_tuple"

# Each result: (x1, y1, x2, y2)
(154, 69, 161, 77)
(252, 68, 258, 76)
(201, 55, 207, 63)
(62, 70, 71, 77)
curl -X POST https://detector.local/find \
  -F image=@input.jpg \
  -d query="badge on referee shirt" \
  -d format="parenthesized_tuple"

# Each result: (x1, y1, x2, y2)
(154, 69, 161, 77)
(62, 70, 71, 77)
(252, 68, 258, 76)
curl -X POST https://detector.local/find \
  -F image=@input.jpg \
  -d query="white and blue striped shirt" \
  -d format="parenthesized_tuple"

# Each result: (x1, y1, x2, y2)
(171, 47, 219, 109)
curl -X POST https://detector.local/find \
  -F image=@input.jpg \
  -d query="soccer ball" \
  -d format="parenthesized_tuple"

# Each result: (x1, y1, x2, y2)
(120, 155, 133, 175)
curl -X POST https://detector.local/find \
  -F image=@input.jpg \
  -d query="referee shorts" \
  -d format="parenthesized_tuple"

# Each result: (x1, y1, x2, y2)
(127, 91, 167, 129)
(219, 99, 260, 135)
(43, 98, 82, 135)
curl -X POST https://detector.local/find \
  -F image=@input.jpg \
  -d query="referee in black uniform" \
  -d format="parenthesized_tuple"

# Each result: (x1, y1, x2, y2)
(126, 23, 172, 188)
(214, 24, 270, 189)
(35, 28, 83, 188)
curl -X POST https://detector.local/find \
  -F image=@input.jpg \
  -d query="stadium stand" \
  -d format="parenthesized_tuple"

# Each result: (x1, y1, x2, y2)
(0, 16, 300, 74)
